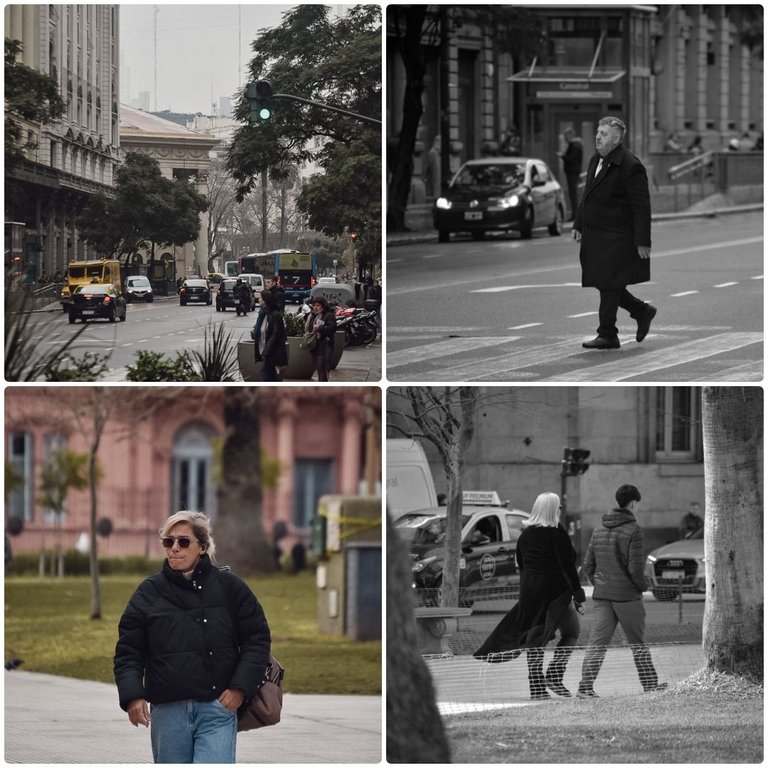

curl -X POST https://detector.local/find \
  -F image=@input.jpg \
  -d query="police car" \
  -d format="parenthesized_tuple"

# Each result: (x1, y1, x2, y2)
(393, 490, 529, 604)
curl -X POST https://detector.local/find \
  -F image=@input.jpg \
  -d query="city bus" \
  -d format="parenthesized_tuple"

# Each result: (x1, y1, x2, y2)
(239, 250, 318, 302)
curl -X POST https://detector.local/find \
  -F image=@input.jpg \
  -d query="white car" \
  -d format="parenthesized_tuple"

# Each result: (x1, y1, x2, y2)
(125, 275, 154, 303)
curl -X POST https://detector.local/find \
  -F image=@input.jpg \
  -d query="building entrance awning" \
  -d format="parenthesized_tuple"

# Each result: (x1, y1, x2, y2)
(508, 68, 625, 83)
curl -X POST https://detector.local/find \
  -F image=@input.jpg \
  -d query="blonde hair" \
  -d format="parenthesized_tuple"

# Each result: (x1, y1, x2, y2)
(160, 511, 216, 559)
(523, 492, 561, 528)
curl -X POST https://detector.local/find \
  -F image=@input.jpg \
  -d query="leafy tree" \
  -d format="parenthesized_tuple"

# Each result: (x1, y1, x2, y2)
(37, 450, 92, 579)
(387, 7, 542, 230)
(5, 39, 66, 169)
(701, 387, 763, 682)
(227, 5, 381, 246)
(78, 152, 208, 268)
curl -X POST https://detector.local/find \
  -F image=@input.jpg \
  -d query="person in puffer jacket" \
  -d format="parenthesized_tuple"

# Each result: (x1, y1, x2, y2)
(577, 484, 666, 697)
(114, 511, 271, 764)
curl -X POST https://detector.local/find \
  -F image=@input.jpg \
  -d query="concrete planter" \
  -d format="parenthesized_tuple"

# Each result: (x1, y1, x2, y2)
(238, 332, 345, 381)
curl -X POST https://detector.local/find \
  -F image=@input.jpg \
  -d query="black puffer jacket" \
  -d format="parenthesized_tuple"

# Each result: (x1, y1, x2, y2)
(583, 508, 647, 601)
(114, 555, 270, 711)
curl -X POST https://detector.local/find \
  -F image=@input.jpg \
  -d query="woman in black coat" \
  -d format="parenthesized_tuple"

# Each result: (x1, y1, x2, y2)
(256, 290, 288, 381)
(474, 492, 585, 699)
(114, 511, 271, 763)
(305, 296, 336, 382)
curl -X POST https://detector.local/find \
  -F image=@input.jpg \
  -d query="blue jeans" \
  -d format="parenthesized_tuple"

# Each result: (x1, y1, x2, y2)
(150, 699, 237, 764)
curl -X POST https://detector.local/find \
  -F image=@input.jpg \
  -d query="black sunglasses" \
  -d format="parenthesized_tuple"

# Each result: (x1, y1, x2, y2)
(161, 536, 196, 549)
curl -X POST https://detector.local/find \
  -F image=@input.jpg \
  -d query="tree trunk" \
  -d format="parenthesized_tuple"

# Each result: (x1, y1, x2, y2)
(215, 389, 275, 575)
(386, 515, 451, 763)
(88, 446, 102, 619)
(701, 386, 763, 681)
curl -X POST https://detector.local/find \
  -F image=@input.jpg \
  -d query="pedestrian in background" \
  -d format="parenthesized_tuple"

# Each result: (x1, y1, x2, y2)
(499, 125, 522, 156)
(256, 290, 288, 381)
(679, 501, 704, 539)
(573, 116, 656, 350)
(114, 511, 271, 763)
(474, 492, 586, 700)
(559, 128, 583, 221)
(577, 484, 667, 697)
(305, 296, 336, 382)
(424, 135, 442, 199)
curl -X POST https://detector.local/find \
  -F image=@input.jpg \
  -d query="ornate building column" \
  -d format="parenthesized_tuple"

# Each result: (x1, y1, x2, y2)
(339, 397, 364, 494)
(275, 397, 299, 525)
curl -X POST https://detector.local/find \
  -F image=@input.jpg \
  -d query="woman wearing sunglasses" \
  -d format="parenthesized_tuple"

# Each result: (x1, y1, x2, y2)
(114, 511, 271, 763)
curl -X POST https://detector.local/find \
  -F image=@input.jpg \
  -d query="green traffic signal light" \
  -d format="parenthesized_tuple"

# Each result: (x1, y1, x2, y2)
(258, 106, 271, 120)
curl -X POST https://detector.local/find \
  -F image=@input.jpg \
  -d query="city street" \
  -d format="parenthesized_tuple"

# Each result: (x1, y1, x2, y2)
(33, 302, 381, 382)
(387, 211, 762, 382)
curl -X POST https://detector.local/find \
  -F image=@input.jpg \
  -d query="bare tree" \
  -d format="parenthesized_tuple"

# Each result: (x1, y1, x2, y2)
(206, 159, 239, 272)
(214, 389, 275, 575)
(391, 387, 478, 608)
(386, 514, 450, 762)
(701, 386, 763, 681)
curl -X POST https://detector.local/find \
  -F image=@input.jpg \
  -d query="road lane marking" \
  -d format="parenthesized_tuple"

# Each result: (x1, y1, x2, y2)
(568, 311, 598, 318)
(670, 291, 699, 297)
(473, 282, 581, 293)
(750, 275, 763, 280)
(508, 323, 542, 330)
(703, 360, 764, 381)
(714, 282, 738, 288)
(388, 337, 521, 370)
(547, 332, 763, 382)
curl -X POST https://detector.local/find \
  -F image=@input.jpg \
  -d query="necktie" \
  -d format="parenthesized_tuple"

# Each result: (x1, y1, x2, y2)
(595, 158, 604, 177)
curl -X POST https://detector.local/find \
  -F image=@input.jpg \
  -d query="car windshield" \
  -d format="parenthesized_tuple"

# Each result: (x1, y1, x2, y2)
(128, 277, 149, 286)
(75, 285, 109, 295)
(452, 162, 526, 190)
(186, 280, 207, 287)
(394, 513, 472, 544)
(685, 523, 704, 539)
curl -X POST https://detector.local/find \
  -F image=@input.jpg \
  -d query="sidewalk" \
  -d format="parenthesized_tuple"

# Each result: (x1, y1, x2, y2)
(4, 671, 381, 764)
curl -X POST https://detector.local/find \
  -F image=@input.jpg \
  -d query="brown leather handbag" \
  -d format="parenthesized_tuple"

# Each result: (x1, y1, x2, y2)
(237, 656, 285, 731)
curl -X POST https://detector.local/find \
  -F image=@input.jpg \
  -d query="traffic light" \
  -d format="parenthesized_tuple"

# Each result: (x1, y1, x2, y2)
(246, 79, 273, 122)
(562, 447, 591, 476)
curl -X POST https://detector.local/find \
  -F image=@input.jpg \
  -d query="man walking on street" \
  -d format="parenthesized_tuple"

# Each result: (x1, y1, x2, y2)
(573, 117, 656, 350)
(577, 484, 666, 697)
(560, 128, 583, 221)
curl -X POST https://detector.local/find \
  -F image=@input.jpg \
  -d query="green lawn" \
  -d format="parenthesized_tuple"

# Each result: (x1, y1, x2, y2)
(4, 571, 380, 695)
(444, 673, 763, 763)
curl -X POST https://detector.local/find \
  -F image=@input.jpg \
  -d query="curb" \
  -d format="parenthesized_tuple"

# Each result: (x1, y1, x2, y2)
(386, 203, 763, 247)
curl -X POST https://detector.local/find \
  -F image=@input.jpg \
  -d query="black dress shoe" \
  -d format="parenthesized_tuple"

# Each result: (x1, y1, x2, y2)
(545, 676, 572, 697)
(636, 304, 657, 342)
(582, 335, 620, 350)
(576, 688, 599, 698)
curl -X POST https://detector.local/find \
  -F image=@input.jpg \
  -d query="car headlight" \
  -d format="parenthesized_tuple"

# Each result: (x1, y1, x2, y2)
(412, 556, 437, 573)
(435, 197, 452, 210)
(497, 194, 520, 209)
(646, 554, 657, 563)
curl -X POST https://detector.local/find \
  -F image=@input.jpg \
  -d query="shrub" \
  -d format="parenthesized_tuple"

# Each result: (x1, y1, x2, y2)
(7, 549, 164, 576)
(125, 350, 197, 381)
(283, 310, 307, 337)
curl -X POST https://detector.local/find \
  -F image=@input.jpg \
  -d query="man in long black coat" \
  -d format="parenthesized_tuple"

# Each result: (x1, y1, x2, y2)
(573, 116, 656, 350)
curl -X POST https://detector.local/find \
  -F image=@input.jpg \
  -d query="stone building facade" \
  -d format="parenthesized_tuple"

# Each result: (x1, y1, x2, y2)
(4, 4, 120, 281)
(5, 387, 381, 561)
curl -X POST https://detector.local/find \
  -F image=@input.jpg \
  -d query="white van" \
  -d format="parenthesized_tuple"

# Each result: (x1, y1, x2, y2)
(386, 438, 438, 519)
(239, 273, 265, 292)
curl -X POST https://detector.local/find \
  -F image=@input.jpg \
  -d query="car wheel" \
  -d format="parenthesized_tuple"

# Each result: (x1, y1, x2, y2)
(652, 588, 677, 602)
(520, 207, 534, 239)
(471, 230, 486, 241)
(548, 205, 564, 236)
(146, 295, 154, 303)
(438, 229, 449, 243)
(68, 313, 76, 324)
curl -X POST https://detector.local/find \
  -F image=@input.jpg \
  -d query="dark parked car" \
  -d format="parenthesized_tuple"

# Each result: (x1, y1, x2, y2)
(645, 524, 705, 601)
(394, 491, 530, 605)
(179, 278, 212, 306)
(216, 278, 253, 315)
(433, 157, 565, 242)
(68, 283, 126, 323)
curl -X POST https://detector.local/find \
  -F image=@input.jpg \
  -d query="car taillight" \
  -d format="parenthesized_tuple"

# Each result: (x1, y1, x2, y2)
(103, 295, 112, 304)
(180, 287, 187, 294)
(310, 276, 317, 287)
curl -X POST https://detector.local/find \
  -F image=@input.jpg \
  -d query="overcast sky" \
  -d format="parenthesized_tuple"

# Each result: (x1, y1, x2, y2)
(119, 4, 304, 114)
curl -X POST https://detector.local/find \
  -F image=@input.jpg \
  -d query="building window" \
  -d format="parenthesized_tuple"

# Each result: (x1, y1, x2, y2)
(293, 459, 333, 530)
(41, 434, 68, 523)
(171, 423, 216, 517)
(655, 387, 701, 460)
(7, 432, 34, 522)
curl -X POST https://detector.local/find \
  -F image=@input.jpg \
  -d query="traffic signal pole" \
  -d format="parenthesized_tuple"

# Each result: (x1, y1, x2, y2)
(271, 93, 382, 128)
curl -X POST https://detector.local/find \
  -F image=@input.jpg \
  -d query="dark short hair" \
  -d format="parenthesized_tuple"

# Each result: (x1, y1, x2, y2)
(312, 296, 327, 309)
(616, 484, 641, 507)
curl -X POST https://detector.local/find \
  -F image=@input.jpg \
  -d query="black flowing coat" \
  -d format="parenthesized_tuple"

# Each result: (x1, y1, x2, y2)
(575, 144, 652, 291)
(474, 525, 584, 661)
(114, 555, 271, 710)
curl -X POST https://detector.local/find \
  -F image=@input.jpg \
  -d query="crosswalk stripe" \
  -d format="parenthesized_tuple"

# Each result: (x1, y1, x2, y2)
(547, 332, 763, 381)
(703, 360, 764, 382)
(387, 336, 521, 370)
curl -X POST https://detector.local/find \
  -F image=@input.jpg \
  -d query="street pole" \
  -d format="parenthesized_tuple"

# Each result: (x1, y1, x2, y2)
(439, 6, 451, 194)
(271, 93, 381, 128)
(560, 446, 569, 520)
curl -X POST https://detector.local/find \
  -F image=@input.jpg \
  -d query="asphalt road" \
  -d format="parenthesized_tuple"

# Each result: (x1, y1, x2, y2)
(31, 301, 381, 381)
(386, 211, 763, 382)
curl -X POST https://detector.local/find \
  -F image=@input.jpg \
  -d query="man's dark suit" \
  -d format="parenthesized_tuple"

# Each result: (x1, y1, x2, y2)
(574, 144, 652, 340)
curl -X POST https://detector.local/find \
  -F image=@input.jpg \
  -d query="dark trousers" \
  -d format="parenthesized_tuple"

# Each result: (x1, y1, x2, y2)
(527, 603, 581, 696)
(580, 598, 660, 692)
(313, 344, 332, 382)
(598, 287, 647, 338)
(261, 360, 280, 381)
